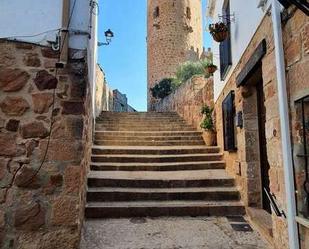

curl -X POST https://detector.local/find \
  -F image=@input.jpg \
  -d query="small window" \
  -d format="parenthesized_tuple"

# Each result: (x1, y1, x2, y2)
(219, 0, 232, 80)
(222, 91, 237, 151)
(153, 6, 159, 19)
(186, 7, 191, 19)
(294, 95, 309, 219)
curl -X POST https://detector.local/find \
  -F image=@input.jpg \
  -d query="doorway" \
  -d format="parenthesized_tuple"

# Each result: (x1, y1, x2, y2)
(256, 72, 271, 213)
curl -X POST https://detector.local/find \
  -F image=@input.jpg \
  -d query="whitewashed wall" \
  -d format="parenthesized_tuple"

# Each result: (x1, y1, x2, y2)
(0, 0, 62, 45)
(0, 0, 91, 50)
(209, 0, 270, 100)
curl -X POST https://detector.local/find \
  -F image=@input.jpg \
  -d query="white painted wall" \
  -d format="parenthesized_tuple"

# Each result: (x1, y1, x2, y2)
(209, 0, 270, 100)
(0, 0, 62, 45)
(0, 0, 91, 50)
(0, 0, 99, 117)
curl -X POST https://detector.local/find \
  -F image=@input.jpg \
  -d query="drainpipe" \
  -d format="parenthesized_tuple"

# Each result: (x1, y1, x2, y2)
(271, 1, 299, 248)
(60, 0, 70, 64)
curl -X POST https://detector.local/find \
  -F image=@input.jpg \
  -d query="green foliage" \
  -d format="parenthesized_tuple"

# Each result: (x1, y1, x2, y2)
(151, 59, 216, 97)
(200, 105, 214, 131)
(209, 22, 228, 35)
(150, 78, 173, 99)
(175, 61, 205, 83)
(200, 59, 216, 68)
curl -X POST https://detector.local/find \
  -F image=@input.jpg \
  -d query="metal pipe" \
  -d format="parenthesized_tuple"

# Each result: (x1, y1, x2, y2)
(271, 1, 300, 248)
(60, 0, 70, 64)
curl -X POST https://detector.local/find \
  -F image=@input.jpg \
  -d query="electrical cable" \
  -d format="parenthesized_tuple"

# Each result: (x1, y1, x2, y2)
(17, 0, 78, 187)
(0, 28, 61, 40)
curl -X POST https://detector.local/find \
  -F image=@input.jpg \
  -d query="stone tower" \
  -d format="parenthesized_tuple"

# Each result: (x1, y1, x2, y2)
(147, 0, 203, 110)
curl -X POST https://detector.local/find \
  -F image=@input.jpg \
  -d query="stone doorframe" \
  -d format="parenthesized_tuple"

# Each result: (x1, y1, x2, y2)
(235, 40, 268, 208)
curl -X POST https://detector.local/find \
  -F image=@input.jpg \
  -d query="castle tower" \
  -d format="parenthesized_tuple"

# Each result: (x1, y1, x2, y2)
(147, 0, 203, 110)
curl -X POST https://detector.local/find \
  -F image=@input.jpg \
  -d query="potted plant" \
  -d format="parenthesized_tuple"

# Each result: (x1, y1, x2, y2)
(209, 22, 229, 42)
(202, 61, 218, 75)
(200, 105, 216, 146)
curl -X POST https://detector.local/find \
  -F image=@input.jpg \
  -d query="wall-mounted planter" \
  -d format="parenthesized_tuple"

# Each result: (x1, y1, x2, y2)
(205, 65, 218, 75)
(209, 22, 229, 42)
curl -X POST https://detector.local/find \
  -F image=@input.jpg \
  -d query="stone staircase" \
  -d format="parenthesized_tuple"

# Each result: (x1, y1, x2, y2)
(85, 112, 245, 218)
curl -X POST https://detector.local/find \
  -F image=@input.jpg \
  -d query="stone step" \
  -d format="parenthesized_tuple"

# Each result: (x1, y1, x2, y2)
(86, 187, 240, 202)
(91, 153, 222, 163)
(92, 146, 220, 155)
(90, 161, 226, 171)
(95, 131, 203, 137)
(96, 119, 186, 123)
(96, 123, 193, 128)
(94, 140, 205, 146)
(94, 135, 203, 141)
(85, 200, 245, 218)
(87, 169, 234, 188)
(96, 126, 195, 131)
(95, 126, 197, 132)
(100, 112, 179, 116)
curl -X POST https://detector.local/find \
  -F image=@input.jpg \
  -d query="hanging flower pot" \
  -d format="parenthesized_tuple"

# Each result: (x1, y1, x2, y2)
(206, 64, 218, 74)
(209, 22, 229, 42)
(202, 62, 218, 75)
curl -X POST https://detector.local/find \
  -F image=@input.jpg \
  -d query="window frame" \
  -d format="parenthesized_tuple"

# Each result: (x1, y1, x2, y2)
(222, 91, 237, 152)
(219, 0, 232, 81)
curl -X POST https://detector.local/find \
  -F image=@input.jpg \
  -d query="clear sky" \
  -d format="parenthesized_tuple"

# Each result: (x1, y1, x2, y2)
(98, 0, 211, 111)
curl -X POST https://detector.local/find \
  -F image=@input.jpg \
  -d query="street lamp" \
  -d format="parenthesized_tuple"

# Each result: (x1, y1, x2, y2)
(98, 29, 114, 46)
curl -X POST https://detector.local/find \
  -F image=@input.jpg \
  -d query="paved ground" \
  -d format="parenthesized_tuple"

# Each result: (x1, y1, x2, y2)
(80, 216, 271, 249)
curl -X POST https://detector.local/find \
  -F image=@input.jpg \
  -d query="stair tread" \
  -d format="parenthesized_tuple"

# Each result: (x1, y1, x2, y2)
(87, 186, 239, 193)
(90, 161, 225, 166)
(91, 153, 223, 158)
(95, 130, 202, 134)
(88, 169, 232, 180)
(86, 200, 244, 208)
(92, 145, 218, 150)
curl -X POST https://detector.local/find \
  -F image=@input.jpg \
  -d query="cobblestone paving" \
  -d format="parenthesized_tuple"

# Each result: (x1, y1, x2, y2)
(80, 217, 271, 249)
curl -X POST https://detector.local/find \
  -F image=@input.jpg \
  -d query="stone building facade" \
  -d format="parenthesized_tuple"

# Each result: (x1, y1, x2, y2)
(0, 41, 92, 249)
(147, 0, 203, 110)
(154, 2, 309, 248)
(0, 0, 99, 248)
(212, 6, 309, 249)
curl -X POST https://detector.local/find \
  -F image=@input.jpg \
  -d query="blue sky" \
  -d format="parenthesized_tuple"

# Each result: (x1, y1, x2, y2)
(98, 0, 211, 111)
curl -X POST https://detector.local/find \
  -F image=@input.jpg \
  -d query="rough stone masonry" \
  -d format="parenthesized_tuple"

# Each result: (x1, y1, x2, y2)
(0, 40, 92, 249)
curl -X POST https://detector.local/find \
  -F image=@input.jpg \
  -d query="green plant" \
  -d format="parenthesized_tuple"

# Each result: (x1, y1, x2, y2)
(200, 105, 214, 131)
(175, 61, 205, 83)
(209, 22, 228, 35)
(150, 78, 173, 99)
(200, 59, 216, 68)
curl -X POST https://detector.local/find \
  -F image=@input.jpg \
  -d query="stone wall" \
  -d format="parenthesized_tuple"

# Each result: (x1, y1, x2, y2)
(95, 65, 113, 116)
(213, 8, 309, 249)
(147, 0, 203, 110)
(0, 40, 92, 248)
(154, 76, 214, 131)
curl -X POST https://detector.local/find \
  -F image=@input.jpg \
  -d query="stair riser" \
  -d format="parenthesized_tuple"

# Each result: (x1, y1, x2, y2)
(88, 178, 234, 188)
(93, 141, 206, 146)
(91, 155, 222, 163)
(87, 191, 240, 202)
(95, 132, 202, 137)
(92, 148, 220, 155)
(94, 135, 203, 141)
(96, 120, 187, 124)
(85, 205, 245, 218)
(95, 127, 196, 132)
(96, 122, 193, 129)
(90, 163, 225, 171)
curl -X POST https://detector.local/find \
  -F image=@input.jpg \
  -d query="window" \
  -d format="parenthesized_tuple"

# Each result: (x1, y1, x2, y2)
(153, 6, 159, 19)
(294, 96, 309, 219)
(219, 0, 232, 80)
(222, 91, 237, 151)
(186, 7, 191, 19)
